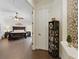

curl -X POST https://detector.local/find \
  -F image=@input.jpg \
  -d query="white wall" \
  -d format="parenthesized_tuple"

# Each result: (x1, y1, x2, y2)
(33, 0, 68, 58)
(27, 0, 34, 7)
(62, 0, 67, 41)
(33, 0, 62, 50)
(0, 0, 32, 38)
(60, 0, 67, 58)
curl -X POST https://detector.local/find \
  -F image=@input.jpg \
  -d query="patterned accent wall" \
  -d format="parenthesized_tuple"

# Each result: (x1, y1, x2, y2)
(67, 0, 78, 48)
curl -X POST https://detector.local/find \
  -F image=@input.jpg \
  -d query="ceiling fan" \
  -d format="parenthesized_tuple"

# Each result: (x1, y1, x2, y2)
(14, 12, 24, 25)
(14, 12, 24, 20)
(9, 12, 24, 20)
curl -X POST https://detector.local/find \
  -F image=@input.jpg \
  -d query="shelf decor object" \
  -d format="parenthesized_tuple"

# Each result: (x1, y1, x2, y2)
(67, 35, 72, 47)
(48, 19, 59, 58)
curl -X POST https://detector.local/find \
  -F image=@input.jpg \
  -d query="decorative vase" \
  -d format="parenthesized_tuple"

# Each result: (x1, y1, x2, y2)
(52, 18, 55, 21)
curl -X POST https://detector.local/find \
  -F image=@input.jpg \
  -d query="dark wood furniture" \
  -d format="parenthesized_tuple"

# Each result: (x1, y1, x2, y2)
(4, 32, 10, 38)
(48, 20, 59, 58)
(8, 26, 27, 40)
(12, 26, 26, 31)
(26, 31, 31, 37)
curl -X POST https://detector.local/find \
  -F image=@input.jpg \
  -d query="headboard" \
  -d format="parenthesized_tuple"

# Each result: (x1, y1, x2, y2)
(13, 26, 26, 31)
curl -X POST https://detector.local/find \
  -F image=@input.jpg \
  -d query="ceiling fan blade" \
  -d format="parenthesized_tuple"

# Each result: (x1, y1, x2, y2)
(18, 17, 24, 19)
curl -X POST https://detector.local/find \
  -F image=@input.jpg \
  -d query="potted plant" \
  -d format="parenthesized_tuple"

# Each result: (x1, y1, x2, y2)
(67, 35, 72, 47)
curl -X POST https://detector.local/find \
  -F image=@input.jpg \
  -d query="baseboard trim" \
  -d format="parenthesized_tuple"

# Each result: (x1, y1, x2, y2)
(32, 49, 48, 52)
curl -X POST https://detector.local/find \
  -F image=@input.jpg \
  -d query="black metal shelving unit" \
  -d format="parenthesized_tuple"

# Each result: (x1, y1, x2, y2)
(48, 20, 59, 58)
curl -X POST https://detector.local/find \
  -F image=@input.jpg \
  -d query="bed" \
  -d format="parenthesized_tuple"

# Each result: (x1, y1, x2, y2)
(8, 26, 27, 40)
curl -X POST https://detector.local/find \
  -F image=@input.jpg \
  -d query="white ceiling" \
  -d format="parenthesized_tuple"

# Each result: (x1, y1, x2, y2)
(0, 0, 32, 25)
(0, 0, 32, 13)
(28, 0, 54, 5)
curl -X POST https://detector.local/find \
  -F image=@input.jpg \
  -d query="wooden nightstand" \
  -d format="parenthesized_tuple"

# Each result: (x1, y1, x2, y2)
(4, 32, 9, 38)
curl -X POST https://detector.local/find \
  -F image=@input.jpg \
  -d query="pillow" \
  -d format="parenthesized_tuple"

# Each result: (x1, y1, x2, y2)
(14, 30, 25, 32)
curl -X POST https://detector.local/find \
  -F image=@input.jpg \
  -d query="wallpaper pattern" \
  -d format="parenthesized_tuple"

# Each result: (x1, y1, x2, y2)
(67, 0, 78, 48)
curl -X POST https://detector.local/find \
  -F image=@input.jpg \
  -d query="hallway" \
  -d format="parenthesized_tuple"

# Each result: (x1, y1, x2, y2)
(0, 38, 53, 59)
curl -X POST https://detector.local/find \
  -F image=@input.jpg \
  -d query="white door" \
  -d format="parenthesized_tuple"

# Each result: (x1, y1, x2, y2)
(36, 8, 49, 50)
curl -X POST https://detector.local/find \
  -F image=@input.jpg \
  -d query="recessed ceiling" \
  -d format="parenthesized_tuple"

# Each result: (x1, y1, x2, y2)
(29, 0, 53, 4)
